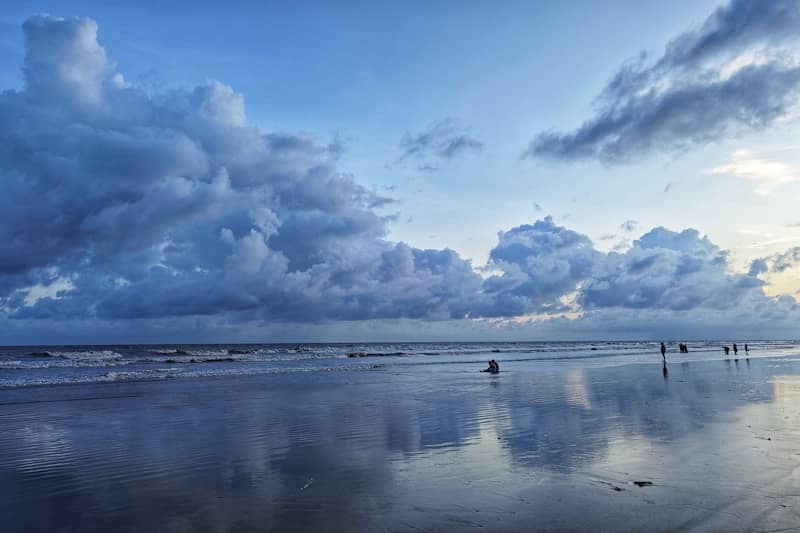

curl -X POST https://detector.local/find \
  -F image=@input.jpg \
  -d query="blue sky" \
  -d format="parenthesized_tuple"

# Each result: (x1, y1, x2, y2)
(1, 0, 800, 343)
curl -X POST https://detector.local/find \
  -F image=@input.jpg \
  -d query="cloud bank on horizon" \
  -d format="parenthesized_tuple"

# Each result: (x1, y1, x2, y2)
(527, 0, 800, 163)
(0, 9, 799, 342)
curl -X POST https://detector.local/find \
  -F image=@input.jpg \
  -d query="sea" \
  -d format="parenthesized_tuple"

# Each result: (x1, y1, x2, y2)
(1, 340, 797, 389)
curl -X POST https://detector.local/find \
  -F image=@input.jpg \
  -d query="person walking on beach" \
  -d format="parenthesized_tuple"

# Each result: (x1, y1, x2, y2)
(733, 343, 738, 356)
(723, 346, 730, 356)
(745, 344, 749, 353)
(660, 342, 666, 363)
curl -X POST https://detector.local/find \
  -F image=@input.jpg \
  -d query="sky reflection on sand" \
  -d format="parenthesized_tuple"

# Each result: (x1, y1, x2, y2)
(1, 357, 799, 531)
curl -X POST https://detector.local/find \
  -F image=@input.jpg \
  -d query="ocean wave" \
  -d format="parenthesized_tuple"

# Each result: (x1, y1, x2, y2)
(142, 355, 243, 364)
(6, 351, 129, 368)
(0, 362, 385, 388)
(144, 348, 250, 358)
(50, 350, 123, 361)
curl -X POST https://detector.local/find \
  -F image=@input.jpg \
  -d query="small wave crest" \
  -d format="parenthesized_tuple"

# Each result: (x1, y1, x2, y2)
(8, 350, 128, 368)
(0, 362, 385, 388)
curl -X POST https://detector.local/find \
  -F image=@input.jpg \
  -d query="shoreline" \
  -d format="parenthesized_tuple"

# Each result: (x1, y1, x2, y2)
(1, 343, 796, 391)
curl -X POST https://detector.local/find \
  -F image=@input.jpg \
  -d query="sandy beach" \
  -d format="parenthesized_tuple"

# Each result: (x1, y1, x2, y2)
(3, 347, 800, 532)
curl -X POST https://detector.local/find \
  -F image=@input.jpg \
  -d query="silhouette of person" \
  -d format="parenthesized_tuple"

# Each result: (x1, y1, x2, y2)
(660, 342, 666, 363)
(481, 360, 499, 373)
(723, 346, 730, 356)
(733, 343, 738, 356)
(745, 344, 749, 353)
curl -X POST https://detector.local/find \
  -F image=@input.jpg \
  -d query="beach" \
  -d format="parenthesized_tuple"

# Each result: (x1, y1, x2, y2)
(3, 343, 800, 531)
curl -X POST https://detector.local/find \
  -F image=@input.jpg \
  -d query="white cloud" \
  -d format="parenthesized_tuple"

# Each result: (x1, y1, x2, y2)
(708, 149, 798, 194)
(23, 276, 75, 306)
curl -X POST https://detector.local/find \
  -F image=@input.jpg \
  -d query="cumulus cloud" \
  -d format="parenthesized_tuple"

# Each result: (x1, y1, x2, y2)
(479, 217, 598, 316)
(527, 0, 800, 163)
(707, 149, 798, 193)
(394, 118, 484, 170)
(1, 15, 468, 322)
(580, 227, 764, 311)
(1, 15, 516, 326)
(1, 15, 798, 340)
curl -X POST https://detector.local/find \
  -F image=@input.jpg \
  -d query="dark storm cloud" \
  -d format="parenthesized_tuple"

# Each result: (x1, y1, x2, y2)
(394, 118, 484, 170)
(527, 0, 800, 163)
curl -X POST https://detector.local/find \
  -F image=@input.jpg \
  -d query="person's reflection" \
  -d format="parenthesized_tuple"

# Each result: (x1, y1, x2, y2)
(662, 361, 669, 380)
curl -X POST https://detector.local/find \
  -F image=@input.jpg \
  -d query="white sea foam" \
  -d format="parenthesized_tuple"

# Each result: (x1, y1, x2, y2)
(0, 363, 385, 388)
(3, 351, 129, 369)
(51, 350, 124, 362)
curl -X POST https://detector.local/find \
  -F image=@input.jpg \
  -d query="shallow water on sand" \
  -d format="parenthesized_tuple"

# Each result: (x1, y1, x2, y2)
(3, 355, 800, 531)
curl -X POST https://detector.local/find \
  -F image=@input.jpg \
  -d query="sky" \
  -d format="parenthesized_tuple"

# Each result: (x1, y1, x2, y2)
(1, 0, 800, 343)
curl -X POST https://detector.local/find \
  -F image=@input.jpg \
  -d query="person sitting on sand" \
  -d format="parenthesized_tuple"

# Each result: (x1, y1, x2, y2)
(481, 360, 499, 373)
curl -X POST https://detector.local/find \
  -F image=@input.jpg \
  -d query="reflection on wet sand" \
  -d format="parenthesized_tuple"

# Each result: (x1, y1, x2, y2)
(2, 357, 800, 531)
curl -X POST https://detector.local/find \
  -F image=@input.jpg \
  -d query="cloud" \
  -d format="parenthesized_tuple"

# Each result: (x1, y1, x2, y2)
(394, 118, 484, 170)
(527, 0, 800, 163)
(2, 15, 478, 323)
(750, 246, 800, 275)
(1, 15, 799, 341)
(707, 149, 798, 193)
(478, 217, 599, 316)
(620, 220, 638, 233)
(579, 227, 764, 311)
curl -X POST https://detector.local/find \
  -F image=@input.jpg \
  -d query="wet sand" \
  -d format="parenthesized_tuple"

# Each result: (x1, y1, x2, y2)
(3, 356, 800, 531)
